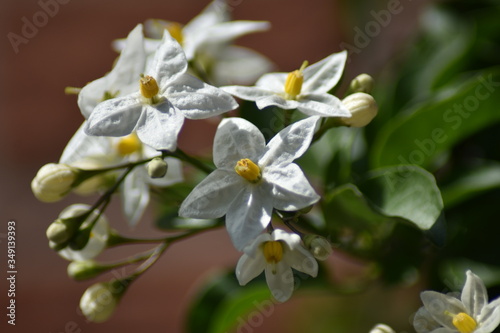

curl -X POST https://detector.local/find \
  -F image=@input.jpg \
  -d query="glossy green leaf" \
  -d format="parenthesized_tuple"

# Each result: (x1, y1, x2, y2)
(370, 68, 500, 170)
(323, 165, 446, 249)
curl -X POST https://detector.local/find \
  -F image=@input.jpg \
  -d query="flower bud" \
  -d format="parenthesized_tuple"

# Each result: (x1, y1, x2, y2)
(369, 324, 395, 333)
(303, 235, 332, 261)
(31, 163, 80, 202)
(339, 93, 378, 127)
(67, 260, 107, 281)
(46, 219, 76, 244)
(57, 204, 109, 261)
(80, 281, 124, 323)
(349, 73, 374, 94)
(147, 157, 168, 178)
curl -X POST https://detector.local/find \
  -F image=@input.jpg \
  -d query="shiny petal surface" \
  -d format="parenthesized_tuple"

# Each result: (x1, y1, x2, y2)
(265, 164, 320, 211)
(213, 117, 266, 169)
(302, 51, 347, 94)
(85, 94, 143, 137)
(135, 102, 184, 151)
(179, 169, 243, 219)
(166, 75, 237, 119)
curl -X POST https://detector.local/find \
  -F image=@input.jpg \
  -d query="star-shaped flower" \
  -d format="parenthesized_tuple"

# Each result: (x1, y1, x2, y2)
(61, 122, 183, 226)
(236, 229, 318, 302)
(414, 270, 500, 333)
(179, 116, 320, 250)
(78, 24, 147, 119)
(84, 30, 238, 151)
(112, 0, 273, 85)
(222, 51, 352, 118)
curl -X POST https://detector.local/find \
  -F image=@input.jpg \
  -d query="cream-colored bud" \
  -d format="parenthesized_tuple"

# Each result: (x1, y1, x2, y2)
(349, 73, 375, 94)
(147, 157, 168, 178)
(80, 282, 122, 323)
(31, 163, 80, 202)
(340, 93, 378, 127)
(303, 235, 332, 261)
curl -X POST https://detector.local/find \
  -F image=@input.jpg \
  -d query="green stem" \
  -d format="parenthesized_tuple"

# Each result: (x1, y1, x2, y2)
(311, 117, 343, 144)
(165, 148, 215, 174)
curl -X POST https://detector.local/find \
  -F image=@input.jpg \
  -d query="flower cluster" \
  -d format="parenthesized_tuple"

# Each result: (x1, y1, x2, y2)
(32, 0, 380, 323)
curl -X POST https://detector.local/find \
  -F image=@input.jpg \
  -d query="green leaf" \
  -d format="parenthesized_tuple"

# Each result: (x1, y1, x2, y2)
(370, 68, 500, 170)
(440, 161, 500, 208)
(359, 165, 444, 231)
(322, 165, 446, 250)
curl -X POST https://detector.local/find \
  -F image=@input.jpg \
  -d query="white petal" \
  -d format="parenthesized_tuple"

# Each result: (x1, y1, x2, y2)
(242, 233, 273, 257)
(213, 117, 266, 169)
(255, 72, 288, 92)
(198, 21, 270, 46)
(179, 169, 243, 219)
(255, 94, 297, 111)
(265, 164, 320, 211)
(146, 31, 188, 88)
(477, 298, 500, 333)
(297, 94, 351, 117)
(85, 94, 143, 137)
(121, 169, 150, 226)
(165, 75, 237, 119)
(272, 229, 301, 248)
(60, 123, 112, 164)
(259, 116, 319, 167)
(265, 261, 294, 302)
(462, 270, 488, 318)
(211, 46, 274, 86)
(421, 291, 468, 330)
(226, 185, 273, 251)
(236, 253, 266, 286)
(221, 85, 275, 102)
(302, 51, 347, 94)
(283, 242, 318, 278)
(413, 306, 443, 333)
(78, 24, 146, 118)
(135, 102, 184, 151)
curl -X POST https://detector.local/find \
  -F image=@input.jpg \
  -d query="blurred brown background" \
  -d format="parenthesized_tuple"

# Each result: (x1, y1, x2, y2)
(0, 0, 430, 332)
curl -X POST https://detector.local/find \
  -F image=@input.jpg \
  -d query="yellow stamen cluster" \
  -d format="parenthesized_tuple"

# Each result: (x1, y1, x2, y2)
(140, 75, 159, 99)
(452, 312, 477, 333)
(284, 60, 308, 100)
(116, 133, 142, 156)
(167, 22, 184, 45)
(263, 241, 283, 264)
(234, 158, 262, 183)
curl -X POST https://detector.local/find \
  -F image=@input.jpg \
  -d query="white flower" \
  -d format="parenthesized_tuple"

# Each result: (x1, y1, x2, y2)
(179, 116, 320, 250)
(112, 0, 273, 85)
(78, 24, 147, 119)
(414, 270, 500, 333)
(222, 51, 351, 118)
(236, 229, 318, 302)
(56, 204, 109, 261)
(61, 122, 183, 226)
(85, 30, 238, 151)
